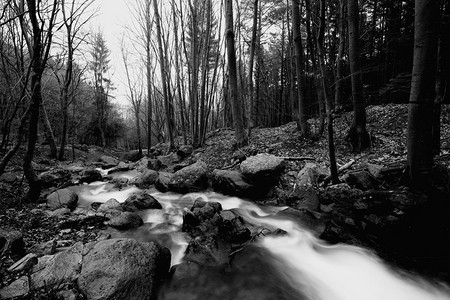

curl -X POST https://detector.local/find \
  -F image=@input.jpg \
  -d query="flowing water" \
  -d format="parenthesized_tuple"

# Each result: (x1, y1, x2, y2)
(72, 173, 450, 300)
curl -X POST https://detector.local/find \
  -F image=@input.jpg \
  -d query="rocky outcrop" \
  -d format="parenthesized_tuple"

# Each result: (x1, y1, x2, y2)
(46, 188, 78, 211)
(168, 161, 208, 193)
(78, 238, 170, 300)
(122, 191, 162, 212)
(240, 154, 285, 185)
(211, 169, 260, 199)
(155, 172, 174, 192)
(134, 169, 159, 189)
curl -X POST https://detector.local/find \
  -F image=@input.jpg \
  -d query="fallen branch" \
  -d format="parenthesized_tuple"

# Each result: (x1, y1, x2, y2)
(323, 158, 356, 185)
(279, 156, 315, 161)
(222, 160, 239, 170)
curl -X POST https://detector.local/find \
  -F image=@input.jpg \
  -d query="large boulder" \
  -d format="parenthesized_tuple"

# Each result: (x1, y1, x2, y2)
(79, 168, 103, 183)
(46, 188, 78, 211)
(134, 170, 159, 189)
(105, 212, 144, 230)
(99, 155, 119, 168)
(211, 169, 261, 199)
(289, 163, 320, 211)
(240, 154, 285, 185)
(78, 238, 171, 300)
(122, 191, 162, 212)
(155, 172, 174, 192)
(168, 161, 208, 193)
(38, 168, 72, 188)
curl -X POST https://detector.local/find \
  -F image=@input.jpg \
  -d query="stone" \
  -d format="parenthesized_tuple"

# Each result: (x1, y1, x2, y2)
(155, 172, 174, 192)
(79, 168, 103, 183)
(0, 229, 25, 257)
(46, 188, 78, 211)
(46, 207, 71, 217)
(99, 155, 119, 168)
(134, 169, 159, 188)
(31, 242, 83, 289)
(38, 168, 72, 188)
(98, 198, 123, 212)
(168, 160, 208, 193)
(157, 153, 180, 167)
(111, 177, 129, 189)
(105, 212, 144, 230)
(211, 169, 261, 198)
(147, 158, 162, 171)
(290, 163, 320, 211)
(344, 170, 380, 191)
(177, 145, 194, 159)
(0, 276, 29, 299)
(0, 172, 17, 183)
(78, 238, 171, 300)
(122, 191, 162, 212)
(240, 153, 285, 184)
(28, 239, 57, 257)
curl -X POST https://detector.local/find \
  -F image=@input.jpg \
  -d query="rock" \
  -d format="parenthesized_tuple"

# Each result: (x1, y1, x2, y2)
(218, 211, 251, 244)
(111, 177, 129, 189)
(155, 172, 174, 192)
(0, 276, 29, 299)
(46, 188, 78, 211)
(98, 198, 123, 212)
(147, 158, 163, 171)
(134, 169, 159, 188)
(46, 207, 71, 217)
(105, 212, 144, 230)
(7, 253, 38, 273)
(240, 153, 285, 185)
(121, 149, 143, 162)
(0, 229, 25, 257)
(0, 172, 17, 183)
(28, 239, 57, 257)
(31, 242, 83, 289)
(344, 170, 380, 190)
(99, 155, 119, 168)
(290, 163, 320, 211)
(232, 150, 246, 162)
(38, 168, 72, 188)
(56, 289, 78, 300)
(122, 191, 162, 212)
(78, 238, 171, 300)
(79, 168, 103, 183)
(157, 152, 180, 168)
(107, 162, 131, 175)
(211, 169, 261, 198)
(168, 160, 208, 193)
(177, 145, 193, 159)
(173, 163, 190, 172)
(191, 200, 222, 221)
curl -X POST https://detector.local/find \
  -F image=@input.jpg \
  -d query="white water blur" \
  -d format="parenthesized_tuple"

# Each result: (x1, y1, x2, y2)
(71, 176, 450, 299)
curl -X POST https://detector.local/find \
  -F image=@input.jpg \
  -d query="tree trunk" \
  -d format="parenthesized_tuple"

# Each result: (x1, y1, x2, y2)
(407, 0, 439, 187)
(225, 0, 247, 147)
(153, 0, 174, 150)
(291, 0, 309, 136)
(39, 102, 57, 159)
(334, 0, 346, 108)
(146, 0, 153, 153)
(346, 0, 370, 151)
(248, 0, 258, 132)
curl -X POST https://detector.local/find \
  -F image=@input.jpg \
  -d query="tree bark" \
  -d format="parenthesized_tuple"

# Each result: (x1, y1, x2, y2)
(291, 0, 309, 135)
(346, 0, 370, 151)
(248, 0, 258, 132)
(334, 0, 345, 108)
(407, 0, 439, 187)
(225, 0, 247, 147)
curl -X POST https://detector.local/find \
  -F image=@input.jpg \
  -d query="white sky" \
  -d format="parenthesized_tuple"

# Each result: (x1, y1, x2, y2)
(90, 0, 134, 107)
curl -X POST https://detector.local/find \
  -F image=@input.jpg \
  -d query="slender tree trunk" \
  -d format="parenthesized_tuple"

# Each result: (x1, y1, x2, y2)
(407, 0, 439, 187)
(248, 0, 258, 133)
(335, 0, 345, 108)
(225, 0, 247, 147)
(346, 0, 370, 151)
(291, 0, 309, 135)
(153, 0, 174, 150)
(39, 102, 57, 158)
(146, 0, 153, 154)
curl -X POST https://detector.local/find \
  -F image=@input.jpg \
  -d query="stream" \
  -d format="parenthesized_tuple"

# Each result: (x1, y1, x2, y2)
(69, 171, 450, 300)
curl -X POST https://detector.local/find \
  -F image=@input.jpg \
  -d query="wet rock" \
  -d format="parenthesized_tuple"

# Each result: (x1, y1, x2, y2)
(99, 155, 119, 168)
(157, 152, 180, 168)
(211, 169, 261, 198)
(78, 238, 171, 300)
(134, 169, 159, 188)
(98, 198, 123, 212)
(344, 170, 380, 191)
(107, 162, 131, 175)
(0, 276, 29, 299)
(79, 168, 102, 183)
(168, 160, 208, 193)
(148, 158, 163, 171)
(46, 188, 78, 211)
(240, 153, 285, 185)
(120, 149, 143, 162)
(219, 211, 251, 244)
(38, 168, 72, 188)
(155, 172, 174, 192)
(105, 212, 144, 230)
(0, 229, 25, 258)
(111, 177, 129, 189)
(290, 163, 320, 211)
(31, 242, 83, 289)
(122, 191, 162, 212)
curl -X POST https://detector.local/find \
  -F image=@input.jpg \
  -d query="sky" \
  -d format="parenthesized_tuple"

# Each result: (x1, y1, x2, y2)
(89, 0, 135, 107)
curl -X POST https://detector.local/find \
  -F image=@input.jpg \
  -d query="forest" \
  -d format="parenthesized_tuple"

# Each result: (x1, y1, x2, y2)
(1, 0, 450, 299)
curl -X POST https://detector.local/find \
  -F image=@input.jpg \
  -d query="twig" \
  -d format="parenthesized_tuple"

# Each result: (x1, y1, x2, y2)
(279, 156, 315, 161)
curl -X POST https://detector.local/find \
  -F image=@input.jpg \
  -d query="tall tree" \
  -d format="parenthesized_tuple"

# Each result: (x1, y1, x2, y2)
(247, 0, 258, 133)
(225, 0, 247, 147)
(291, 0, 309, 135)
(407, 0, 439, 187)
(346, 0, 370, 151)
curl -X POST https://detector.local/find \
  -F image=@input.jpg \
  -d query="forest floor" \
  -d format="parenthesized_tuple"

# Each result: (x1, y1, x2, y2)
(1, 103, 450, 292)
